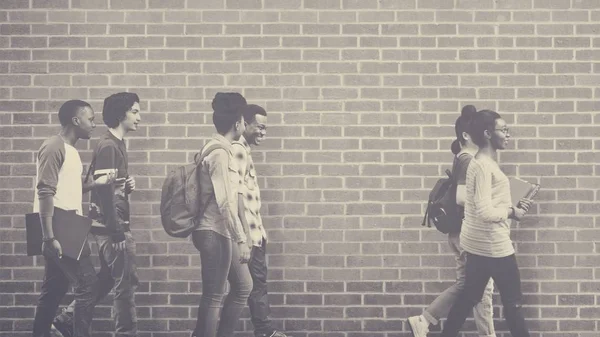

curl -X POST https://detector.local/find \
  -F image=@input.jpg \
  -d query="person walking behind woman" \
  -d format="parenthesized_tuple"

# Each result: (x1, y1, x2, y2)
(407, 105, 496, 337)
(440, 109, 533, 337)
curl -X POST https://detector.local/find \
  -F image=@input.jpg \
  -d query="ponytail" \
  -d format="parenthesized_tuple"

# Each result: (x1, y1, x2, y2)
(450, 139, 461, 155)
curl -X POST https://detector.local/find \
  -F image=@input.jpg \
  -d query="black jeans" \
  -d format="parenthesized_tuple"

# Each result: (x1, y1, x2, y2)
(32, 250, 97, 337)
(441, 253, 530, 337)
(248, 240, 273, 335)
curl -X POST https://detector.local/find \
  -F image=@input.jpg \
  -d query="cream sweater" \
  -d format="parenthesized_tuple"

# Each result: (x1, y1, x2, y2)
(460, 155, 514, 258)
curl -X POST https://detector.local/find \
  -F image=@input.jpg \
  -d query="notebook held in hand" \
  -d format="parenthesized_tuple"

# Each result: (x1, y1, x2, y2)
(25, 207, 93, 261)
(509, 177, 541, 208)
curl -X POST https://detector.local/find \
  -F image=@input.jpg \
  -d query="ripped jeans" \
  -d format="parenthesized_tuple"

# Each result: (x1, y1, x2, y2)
(424, 233, 495, 337)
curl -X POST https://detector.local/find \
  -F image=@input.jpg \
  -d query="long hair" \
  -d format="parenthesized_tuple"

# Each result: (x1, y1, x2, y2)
(450, 105, 477, 155)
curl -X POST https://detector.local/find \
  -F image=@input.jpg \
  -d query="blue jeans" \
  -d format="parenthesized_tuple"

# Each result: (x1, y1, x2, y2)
(424, 232, 496, 337)
(61, 231, 138, 337)
(33, 247, 98, 337)
(192, 230, 253, 337)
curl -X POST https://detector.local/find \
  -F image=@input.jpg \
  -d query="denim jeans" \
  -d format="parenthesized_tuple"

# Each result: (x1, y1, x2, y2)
(441, 253, 530, 337)
(424, 232, 496, 337)
(61, 231, 138, 337)
(248, 239, 273, 335)
(33, 247, 98, 337)
(192, 230, 253, 337)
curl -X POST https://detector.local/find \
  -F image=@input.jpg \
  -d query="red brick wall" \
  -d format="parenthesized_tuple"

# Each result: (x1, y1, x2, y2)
(1, 0, 600, 336)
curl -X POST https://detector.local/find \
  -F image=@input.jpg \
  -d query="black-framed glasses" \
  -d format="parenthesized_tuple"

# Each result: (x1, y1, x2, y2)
(495, 127, 510, 134)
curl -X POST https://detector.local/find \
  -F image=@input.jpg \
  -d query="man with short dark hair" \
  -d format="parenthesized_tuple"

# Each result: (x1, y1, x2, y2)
(53, 92, 141, 337)
(233, 104, 288, 337)
(32, 100, 118, 337)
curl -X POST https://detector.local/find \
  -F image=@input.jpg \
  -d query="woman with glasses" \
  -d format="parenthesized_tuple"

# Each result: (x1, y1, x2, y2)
(440, 109, 533, 337)
(408, 105, 496, 337)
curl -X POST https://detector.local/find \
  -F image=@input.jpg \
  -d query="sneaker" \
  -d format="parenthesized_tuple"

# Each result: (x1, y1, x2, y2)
(407, 315, 429, 337)
(52, 310, 73, 337)
(256, 331, 289, 337)
(49, 324, 64, 337)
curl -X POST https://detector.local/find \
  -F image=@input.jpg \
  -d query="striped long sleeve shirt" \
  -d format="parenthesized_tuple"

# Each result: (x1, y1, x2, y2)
(460, 155, 515, 258)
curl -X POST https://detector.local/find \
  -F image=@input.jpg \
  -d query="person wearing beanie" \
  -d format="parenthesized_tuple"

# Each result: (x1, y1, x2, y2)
(408, 106, 496, 337)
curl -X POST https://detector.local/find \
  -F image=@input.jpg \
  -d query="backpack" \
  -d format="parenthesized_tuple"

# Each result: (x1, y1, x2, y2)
(160, 142, 227, 238)
(421, 154, 464, 234)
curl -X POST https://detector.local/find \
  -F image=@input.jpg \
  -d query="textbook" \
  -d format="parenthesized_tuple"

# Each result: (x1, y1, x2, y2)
(509, 177, 541, 208)
(25, 207, 93, 261)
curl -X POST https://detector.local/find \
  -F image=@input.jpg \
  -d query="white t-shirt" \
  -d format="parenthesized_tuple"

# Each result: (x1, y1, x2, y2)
(33, 135, 83, 215)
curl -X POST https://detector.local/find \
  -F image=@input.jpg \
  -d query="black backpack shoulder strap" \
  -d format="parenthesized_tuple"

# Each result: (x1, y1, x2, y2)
(449, 151, 471, 182)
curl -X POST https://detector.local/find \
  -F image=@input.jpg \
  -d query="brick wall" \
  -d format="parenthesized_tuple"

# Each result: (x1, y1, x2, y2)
(1, 0, 600, 336)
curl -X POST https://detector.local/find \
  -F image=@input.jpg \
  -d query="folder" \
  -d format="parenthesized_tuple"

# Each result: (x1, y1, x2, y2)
(509, 177, 541, 208)
(25, 207, 93, 261)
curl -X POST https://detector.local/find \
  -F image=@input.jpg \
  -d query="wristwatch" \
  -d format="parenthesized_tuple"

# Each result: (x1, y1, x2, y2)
(42, 237, 56, 243)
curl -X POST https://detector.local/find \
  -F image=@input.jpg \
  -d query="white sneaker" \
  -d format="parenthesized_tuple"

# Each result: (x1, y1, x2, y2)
(407, 315, 430, 337)
(49, 324, 65, 337)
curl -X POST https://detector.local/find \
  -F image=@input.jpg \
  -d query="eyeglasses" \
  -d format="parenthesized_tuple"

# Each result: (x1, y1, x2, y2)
(495, 127, 510, 134)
